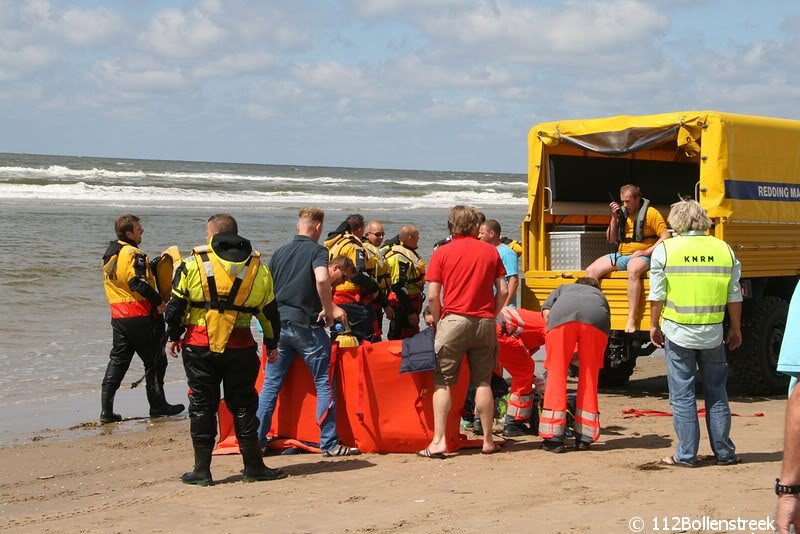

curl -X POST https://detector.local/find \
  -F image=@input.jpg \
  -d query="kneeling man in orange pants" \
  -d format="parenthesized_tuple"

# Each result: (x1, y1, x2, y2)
(496, 306, 546, 437)
(539, 277, 610, 453)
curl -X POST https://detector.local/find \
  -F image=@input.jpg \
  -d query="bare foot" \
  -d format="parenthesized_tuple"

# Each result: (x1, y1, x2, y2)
(624, 318, 637, 333)
(482, 443, 501, 454)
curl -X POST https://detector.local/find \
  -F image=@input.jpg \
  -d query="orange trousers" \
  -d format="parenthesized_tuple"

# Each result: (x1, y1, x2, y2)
(497, 331, 537, 421)
(539, 321, 607, 442)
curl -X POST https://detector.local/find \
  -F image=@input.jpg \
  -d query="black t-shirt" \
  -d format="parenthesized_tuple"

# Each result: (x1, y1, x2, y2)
(269, 235, 328, 325)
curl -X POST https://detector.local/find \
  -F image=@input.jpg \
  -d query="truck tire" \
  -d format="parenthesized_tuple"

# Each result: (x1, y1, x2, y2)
(599, 358, 636, 388)
(729, 296, 790, 394)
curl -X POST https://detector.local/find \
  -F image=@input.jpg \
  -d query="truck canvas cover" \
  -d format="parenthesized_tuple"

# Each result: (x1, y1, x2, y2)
(530, 111, 800, 224)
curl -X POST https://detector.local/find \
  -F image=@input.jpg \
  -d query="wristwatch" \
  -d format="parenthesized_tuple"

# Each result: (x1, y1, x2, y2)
(775, 478, 800, 495)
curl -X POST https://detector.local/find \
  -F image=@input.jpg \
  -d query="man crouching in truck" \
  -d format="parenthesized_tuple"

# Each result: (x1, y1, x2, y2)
(585, 184, 670, 333)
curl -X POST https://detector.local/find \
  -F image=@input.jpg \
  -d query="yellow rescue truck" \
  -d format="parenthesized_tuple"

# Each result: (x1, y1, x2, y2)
(522, 111, 800, 393)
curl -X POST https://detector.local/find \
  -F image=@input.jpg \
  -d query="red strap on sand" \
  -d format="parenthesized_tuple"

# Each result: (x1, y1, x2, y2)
(621, 408, 764, 418)
(266, 438, 321, 454)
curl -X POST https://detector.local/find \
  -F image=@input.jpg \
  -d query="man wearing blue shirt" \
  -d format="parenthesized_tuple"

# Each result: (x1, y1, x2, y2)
(480, 219, 518, 307)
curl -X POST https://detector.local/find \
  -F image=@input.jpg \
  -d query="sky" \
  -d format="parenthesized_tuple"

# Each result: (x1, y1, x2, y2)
(2, 0, 800, 173)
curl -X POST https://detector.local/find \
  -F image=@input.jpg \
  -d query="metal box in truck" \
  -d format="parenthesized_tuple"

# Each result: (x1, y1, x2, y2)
(522, 111, 800, 393)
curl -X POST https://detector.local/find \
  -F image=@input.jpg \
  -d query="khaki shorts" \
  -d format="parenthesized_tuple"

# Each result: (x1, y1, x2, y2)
(434, 314, 498, 387)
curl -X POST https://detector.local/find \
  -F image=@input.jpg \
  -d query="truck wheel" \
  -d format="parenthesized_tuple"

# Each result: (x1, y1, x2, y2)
(599, 358, 636, 388)
(729, 296, 790, 394)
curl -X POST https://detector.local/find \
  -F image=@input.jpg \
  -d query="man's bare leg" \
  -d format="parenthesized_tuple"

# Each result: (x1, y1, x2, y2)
(424, 384, 451, 455)
(474, 383, 497, 453)
(625, 258, 650, 333)
(585, 255, 616, 282)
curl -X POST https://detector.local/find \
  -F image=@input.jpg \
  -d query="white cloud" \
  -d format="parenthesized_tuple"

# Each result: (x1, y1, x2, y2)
(464, 96, 499, 116)
(500, 86, 536, 100)
(349, 0, 465, 18)
(16, 1, 126, 47)
(192, 52, 276, 78)
(93, 60, 187, 93)
(389, 54, 512, 89)
(0, 45, 55, 79)
(246, 102, 279, 120)
(59, 7, 126, 47)
(293, 61, 371, 95)
(140, 8, 225, 59)
(421, 0, 669, 56)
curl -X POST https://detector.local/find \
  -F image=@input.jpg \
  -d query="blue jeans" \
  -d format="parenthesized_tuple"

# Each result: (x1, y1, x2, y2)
(256, 324, 338, 452)
(664, 338, 736, 465)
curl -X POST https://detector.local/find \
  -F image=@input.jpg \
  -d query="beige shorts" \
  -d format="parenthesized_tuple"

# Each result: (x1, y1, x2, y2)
(434, 314, 498, 387)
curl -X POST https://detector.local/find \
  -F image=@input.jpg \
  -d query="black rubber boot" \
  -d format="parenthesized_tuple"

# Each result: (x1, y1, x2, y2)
(146, 360, 185, 417)
(147, 385, 185, 417)
(542, 439, 566, 453)
(529, 407, 540, 436)
(99, 386, 122, 423)
(181, 443, 214, 486)
(240, 438, 287, 482)
(502, 421, 528, 437)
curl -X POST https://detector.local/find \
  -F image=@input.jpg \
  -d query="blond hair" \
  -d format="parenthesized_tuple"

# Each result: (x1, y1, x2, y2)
(620, 184, 641, 199)
(298, 208, 324, 224)
(448, 205, 481, 235)
(667, 199, 712, 234)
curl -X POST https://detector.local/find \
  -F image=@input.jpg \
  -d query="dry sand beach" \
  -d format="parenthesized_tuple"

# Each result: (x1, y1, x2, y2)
(0, 356, 784, 533)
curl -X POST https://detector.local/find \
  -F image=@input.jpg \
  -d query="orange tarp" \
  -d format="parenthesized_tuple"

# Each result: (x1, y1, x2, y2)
(214, 340, 481, 455)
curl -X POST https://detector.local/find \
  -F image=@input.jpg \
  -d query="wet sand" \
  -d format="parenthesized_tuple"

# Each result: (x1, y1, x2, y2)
(0, 356, 784, 533)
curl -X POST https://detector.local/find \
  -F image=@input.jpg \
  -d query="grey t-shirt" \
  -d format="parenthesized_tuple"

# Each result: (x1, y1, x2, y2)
(541, 283, 611, 334)
(268, 235, 328, 325)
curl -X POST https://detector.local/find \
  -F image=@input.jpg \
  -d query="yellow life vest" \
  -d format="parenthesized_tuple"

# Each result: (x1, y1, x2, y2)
(661, 235, 734, 325)
(182, 245, 268, 352)
(364, 242, 390, 291)
(385, 244, 426, 295)
(102, 240, 156, 319)
(501, 237, 523, 257)
(324, 232, 376, 295)
(153, 246, 182, 303)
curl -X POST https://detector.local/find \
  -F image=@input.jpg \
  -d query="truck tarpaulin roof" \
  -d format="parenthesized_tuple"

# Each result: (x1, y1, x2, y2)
(529, 111, 800, 223)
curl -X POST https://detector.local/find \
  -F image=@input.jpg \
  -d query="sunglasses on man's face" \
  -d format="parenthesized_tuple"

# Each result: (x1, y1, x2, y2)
(369, 232, 385, 237)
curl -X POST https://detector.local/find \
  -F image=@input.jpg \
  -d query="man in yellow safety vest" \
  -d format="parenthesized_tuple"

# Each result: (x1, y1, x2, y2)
(649, 199, 742, 468)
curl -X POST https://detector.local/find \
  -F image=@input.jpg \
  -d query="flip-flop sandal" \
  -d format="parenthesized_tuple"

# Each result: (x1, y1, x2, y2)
(716, 456, 741, 466)
(416, 447, 446, 459)
(660, 456, 694, 468)
(481, 445, 502, 455)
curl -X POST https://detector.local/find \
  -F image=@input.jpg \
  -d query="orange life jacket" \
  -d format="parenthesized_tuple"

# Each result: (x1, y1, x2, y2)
(102, 240, 155, 319)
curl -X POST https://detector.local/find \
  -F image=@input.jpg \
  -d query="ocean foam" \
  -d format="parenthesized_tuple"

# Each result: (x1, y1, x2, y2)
(0, 165, 348, 184)
(0, 182, 527, 207)
(372, 178, 526, 188)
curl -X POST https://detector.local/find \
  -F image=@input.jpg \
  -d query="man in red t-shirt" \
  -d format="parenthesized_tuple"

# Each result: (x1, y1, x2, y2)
(419, 205, 508, 458)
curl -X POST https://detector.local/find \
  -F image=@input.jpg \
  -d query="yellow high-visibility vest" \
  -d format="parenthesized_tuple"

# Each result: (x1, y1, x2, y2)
(662, 235, 733, 325)
(173, 245, 274, 352)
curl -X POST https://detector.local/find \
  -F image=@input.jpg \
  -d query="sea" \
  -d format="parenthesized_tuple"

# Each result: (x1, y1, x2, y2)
(0, 152, 528, 443)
